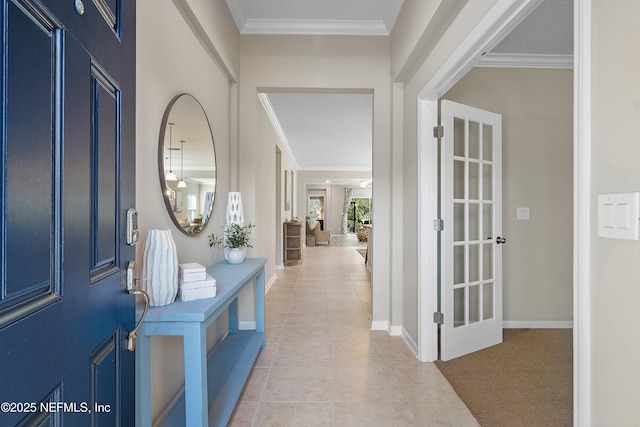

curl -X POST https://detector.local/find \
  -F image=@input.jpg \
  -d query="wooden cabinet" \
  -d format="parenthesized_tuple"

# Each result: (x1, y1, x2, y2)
(283, 221, 302, 266)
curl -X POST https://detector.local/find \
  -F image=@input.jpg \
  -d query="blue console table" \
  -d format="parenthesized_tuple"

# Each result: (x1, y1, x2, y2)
(135, 258, 267, 427)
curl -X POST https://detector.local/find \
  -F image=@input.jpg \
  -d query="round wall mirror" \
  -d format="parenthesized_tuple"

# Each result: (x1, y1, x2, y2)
(158, 94, 217, 235)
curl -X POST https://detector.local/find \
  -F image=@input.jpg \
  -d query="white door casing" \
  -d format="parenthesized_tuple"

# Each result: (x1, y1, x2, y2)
(440, 100, 503, 361)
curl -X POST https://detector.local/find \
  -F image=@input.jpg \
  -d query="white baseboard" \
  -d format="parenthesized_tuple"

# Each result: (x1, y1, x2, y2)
(265, 273, 278, 293)
(370, 320, 389, 331)
(388, 325, 402, 336)
(503, 320, 573, 329)
(401, 327, 419, 358)
(239, 321, 257, 330)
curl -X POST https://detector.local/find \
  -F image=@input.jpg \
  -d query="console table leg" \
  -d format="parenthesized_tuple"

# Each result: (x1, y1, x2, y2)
(255, 269, 266, 347)
(136, 334, 152, 427)
(183, 325, 208, 426)
(229, 298, 238, 333)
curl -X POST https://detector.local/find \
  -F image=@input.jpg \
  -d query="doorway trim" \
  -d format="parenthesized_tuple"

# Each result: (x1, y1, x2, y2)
(415, 0, 590, 425)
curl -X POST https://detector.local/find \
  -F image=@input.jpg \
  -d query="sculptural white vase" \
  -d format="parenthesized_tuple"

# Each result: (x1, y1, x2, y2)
(142, 229, 178, 306)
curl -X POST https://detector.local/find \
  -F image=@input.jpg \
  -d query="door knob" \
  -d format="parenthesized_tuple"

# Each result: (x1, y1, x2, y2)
(496, 237, 506, 244)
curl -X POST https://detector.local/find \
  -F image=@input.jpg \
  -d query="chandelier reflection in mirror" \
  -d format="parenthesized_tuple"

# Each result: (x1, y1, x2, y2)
(159, 94, 217, 235)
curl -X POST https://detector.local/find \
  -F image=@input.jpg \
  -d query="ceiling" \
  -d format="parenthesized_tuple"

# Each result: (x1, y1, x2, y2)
(225, 0, 404, 36)
(227, 0, 573, 185)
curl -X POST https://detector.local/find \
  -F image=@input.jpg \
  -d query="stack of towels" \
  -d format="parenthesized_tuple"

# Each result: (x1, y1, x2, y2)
(179, 263, 217, 301)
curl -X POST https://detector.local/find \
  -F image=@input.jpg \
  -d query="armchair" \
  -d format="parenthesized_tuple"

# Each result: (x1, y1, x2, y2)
(306, 220, 330, 246)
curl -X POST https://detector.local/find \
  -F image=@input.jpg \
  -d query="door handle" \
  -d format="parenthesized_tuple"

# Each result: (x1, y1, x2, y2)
(127, 288, 150, 351)
(496, 237, 507, 244)
(125, 261, 150, 351)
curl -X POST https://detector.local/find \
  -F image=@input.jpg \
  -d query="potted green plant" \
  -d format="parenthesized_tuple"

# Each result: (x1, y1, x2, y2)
(209, 223, 255, 264)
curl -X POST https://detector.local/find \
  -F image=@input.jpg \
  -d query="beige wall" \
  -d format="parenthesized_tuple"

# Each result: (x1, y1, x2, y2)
(443, 67, 573, 324)
(591, 0, 640, 422)
(239, 35, 392, 324)
(257, 101, 297, 267)
(136, 0, 239, 420)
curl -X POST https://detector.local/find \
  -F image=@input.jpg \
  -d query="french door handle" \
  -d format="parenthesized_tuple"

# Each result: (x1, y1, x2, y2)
(496, 237, 507, 244)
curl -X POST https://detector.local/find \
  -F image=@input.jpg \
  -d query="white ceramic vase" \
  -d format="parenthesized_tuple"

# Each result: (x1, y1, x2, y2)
(225, 247, 247, 264)
(142, 229, 179, 306)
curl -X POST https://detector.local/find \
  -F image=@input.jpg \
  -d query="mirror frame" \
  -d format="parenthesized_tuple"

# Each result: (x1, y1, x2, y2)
(158, 93, 217, 236)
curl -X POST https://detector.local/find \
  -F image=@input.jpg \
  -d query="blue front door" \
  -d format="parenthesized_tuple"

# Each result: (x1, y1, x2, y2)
(0, 0, 136, 425)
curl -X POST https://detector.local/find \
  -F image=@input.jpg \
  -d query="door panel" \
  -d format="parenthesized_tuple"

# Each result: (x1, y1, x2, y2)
(1, 0, 62, 329)
(0, 0, 135, 425)
(440, 100, 503, 361)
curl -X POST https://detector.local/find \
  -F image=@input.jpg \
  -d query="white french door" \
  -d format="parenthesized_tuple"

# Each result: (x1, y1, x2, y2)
(440, 100, 503, 361)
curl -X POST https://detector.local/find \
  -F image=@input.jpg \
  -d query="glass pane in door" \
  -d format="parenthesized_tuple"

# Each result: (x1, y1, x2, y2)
(454, 287, 465, 328)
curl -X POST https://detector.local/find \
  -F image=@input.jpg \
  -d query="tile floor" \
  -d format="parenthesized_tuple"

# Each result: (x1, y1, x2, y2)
(230, 242, 479, 426)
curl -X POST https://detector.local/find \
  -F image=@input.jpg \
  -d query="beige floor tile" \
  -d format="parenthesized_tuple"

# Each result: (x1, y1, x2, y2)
(247, 236, 477, 426)
(327, 299, 368, 313)
(239, 368, 269, 402)
(331, 341, 388, 367)
(265, 299, 291, 313)
(265, 311, 287, 328)
(228, 400, 258, 427)
(327, 311, 371, 328)
(285, 311, 329, 327)
(262, 367, 333, 402)
(333, 402, 416, 426)
(408, 400, 480, 426)
(281, 325, 330, 344)
(288, 298, 327, 313)
(293, 287, 326, 297)
(393, 364, 460, 402)
(266, 288, 294, 301)
(254, 402, 334, 426)
(326, 290, 361, 302)
(265, 326, 283, 345)
(330, 324, 376, 343)
(273, 342, 331, 367)
(332, 366, 404, 402)
(254, 344, 278, 368)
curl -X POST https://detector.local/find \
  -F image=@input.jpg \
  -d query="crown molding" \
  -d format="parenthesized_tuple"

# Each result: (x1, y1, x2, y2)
(225, 0, 403, 36)
(239, 19, 390, 36)
(477, 53, 574, 69)
(257, 93, 300, 170)
(383, 0, 404, 34)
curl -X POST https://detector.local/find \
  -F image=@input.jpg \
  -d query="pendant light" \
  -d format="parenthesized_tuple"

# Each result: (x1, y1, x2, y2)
(177, 140, 187, 188)
(165, 122, 177, 181)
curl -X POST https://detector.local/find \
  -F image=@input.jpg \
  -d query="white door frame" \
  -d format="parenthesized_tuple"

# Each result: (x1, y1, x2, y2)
(416, 0, 590, 425)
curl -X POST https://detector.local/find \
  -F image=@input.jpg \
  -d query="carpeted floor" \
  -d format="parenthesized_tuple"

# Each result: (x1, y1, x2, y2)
(435, 329, 572, 427)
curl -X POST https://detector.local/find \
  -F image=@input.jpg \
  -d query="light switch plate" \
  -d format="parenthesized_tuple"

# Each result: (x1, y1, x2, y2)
(597, 192, 639, 240)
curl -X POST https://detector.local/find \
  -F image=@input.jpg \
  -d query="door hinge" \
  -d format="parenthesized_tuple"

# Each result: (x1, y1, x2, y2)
(434, 312, 444, 325)
(433, 125, 444, 138)
(433, 219, 444, 231)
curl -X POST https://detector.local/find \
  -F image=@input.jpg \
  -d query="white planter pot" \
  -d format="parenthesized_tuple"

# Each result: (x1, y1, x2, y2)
(225, 247, 247, 264)
(142, 229, 178, 306)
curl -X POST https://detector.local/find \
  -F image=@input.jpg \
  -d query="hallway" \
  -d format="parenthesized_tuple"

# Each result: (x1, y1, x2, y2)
(230, 242, 478, 426)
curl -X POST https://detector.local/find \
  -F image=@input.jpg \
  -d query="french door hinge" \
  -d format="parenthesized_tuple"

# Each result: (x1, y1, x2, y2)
(433, 219, 444, 231)
(433, 125, 444, 138)
(434, 312, 444, 325)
